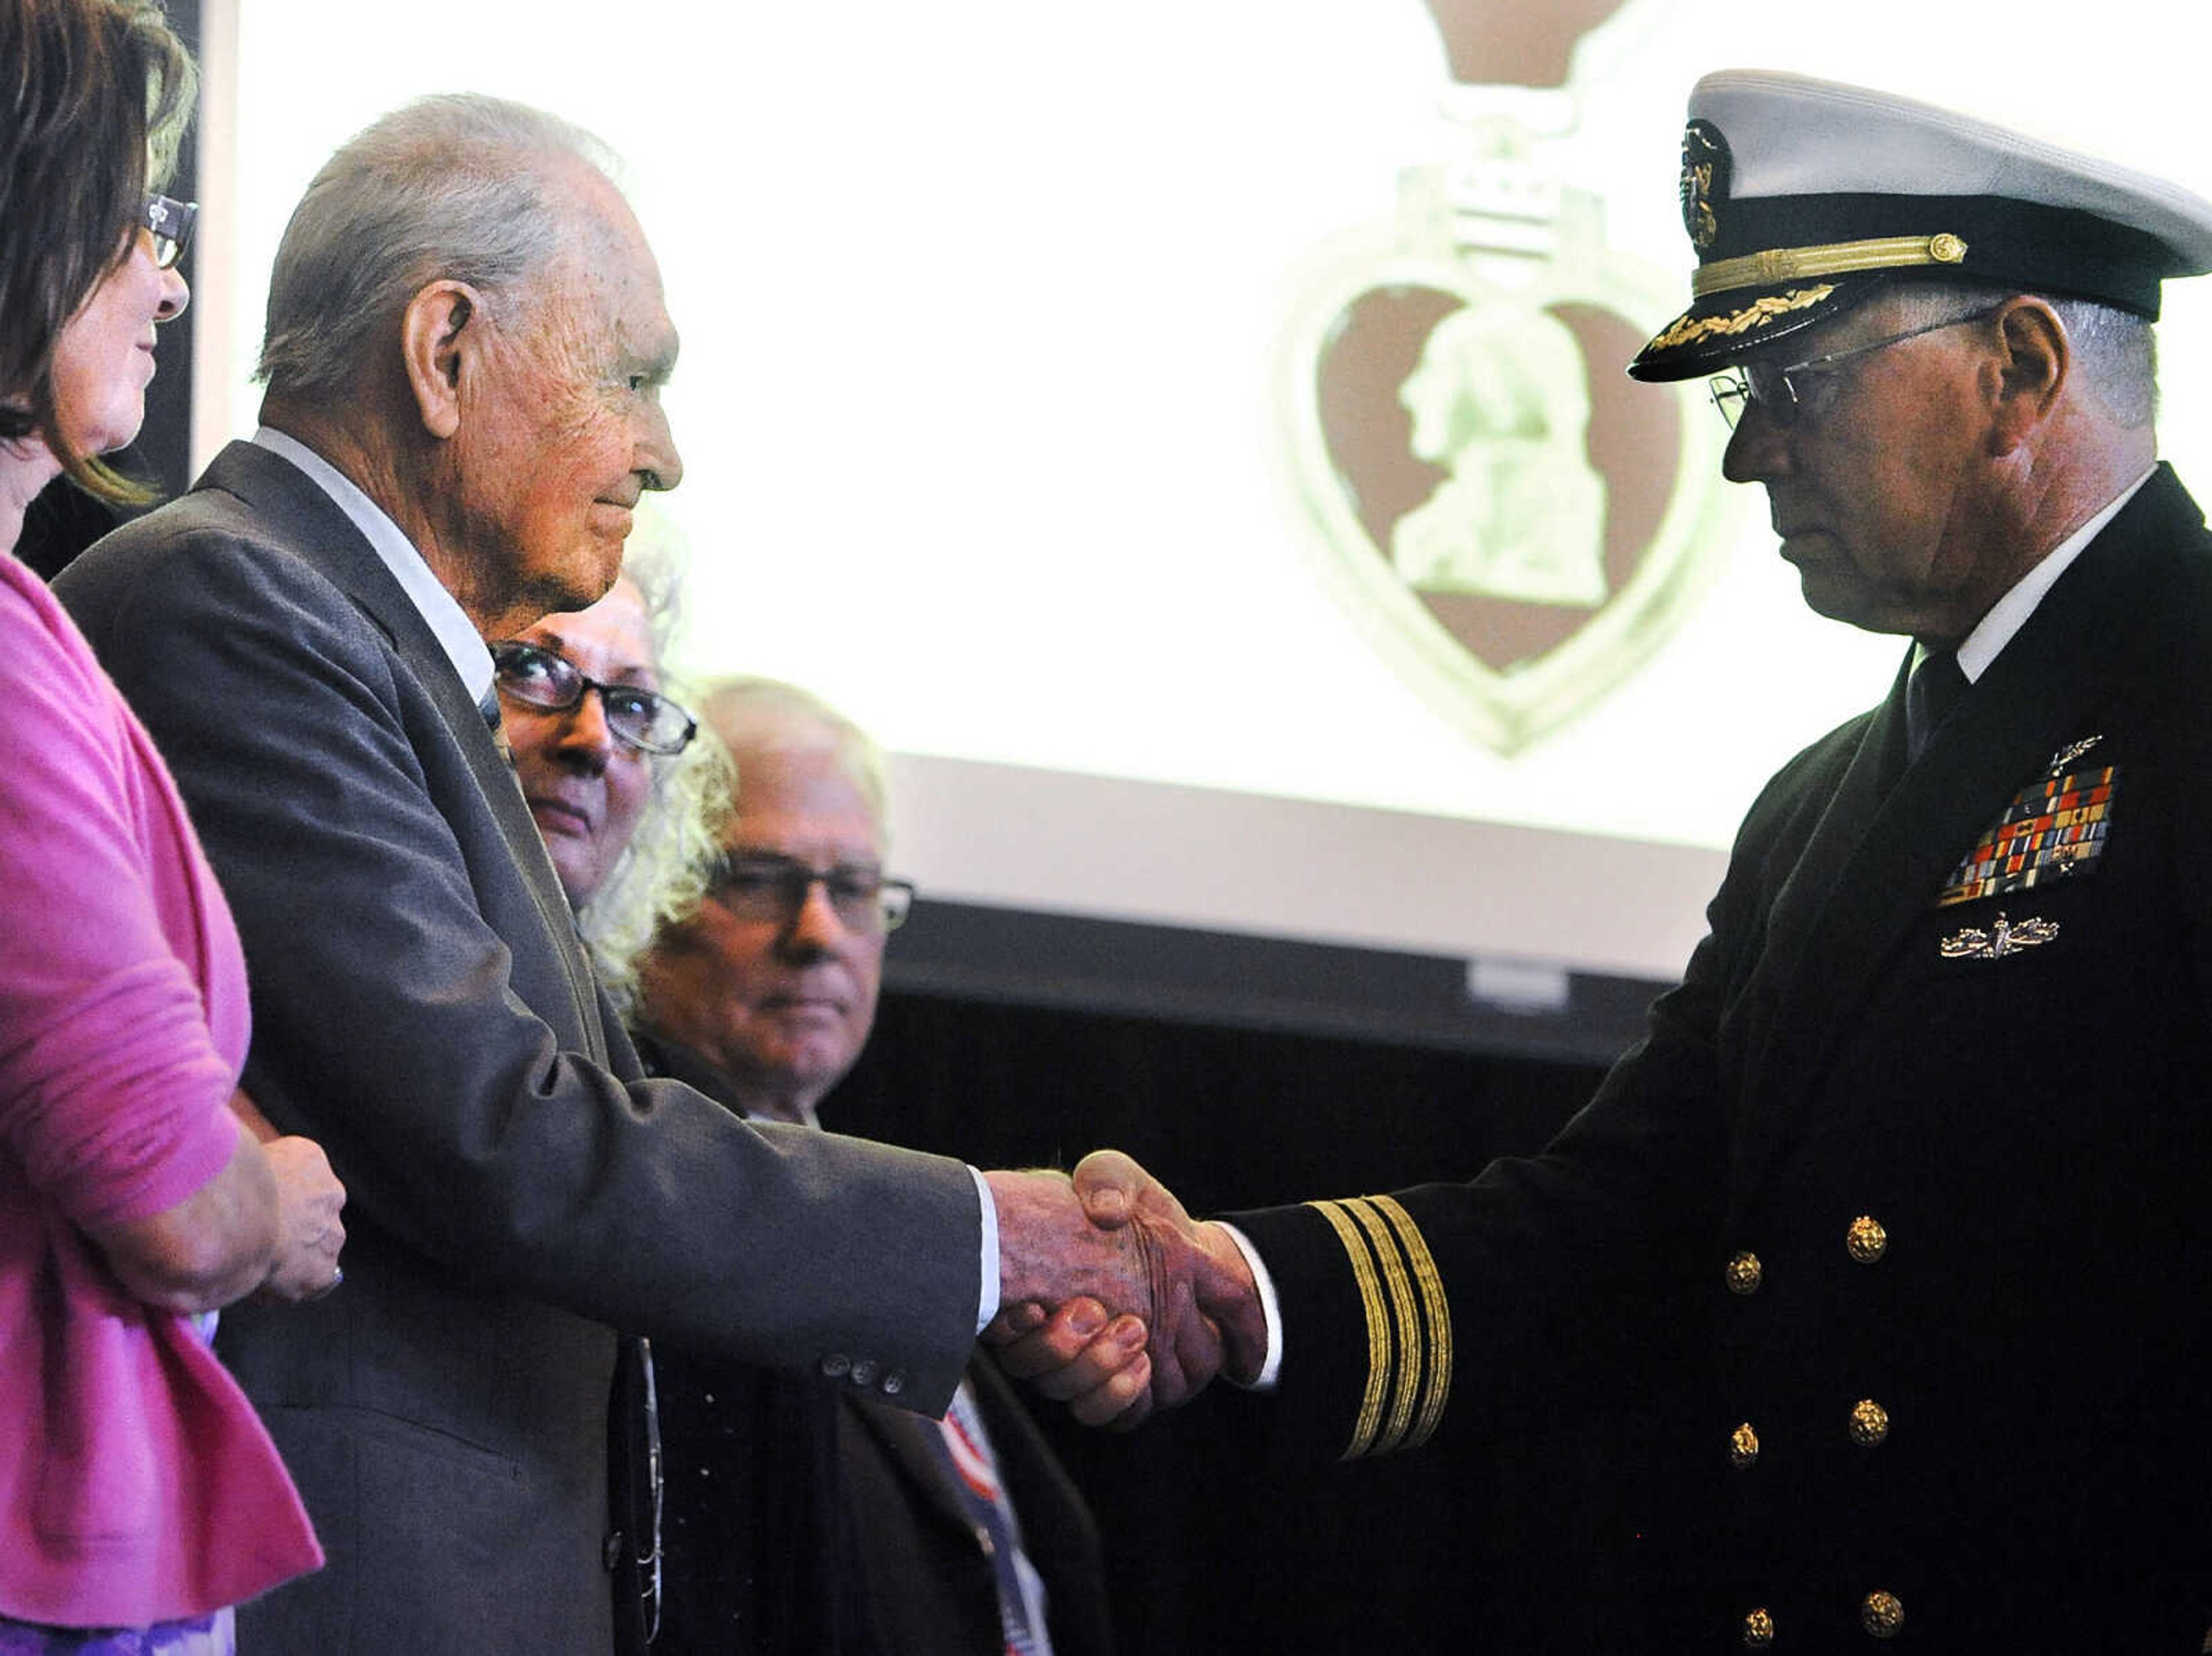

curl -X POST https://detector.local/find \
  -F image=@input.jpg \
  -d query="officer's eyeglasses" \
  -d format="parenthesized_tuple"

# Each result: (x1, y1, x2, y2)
(1707, 308, 2001, 430)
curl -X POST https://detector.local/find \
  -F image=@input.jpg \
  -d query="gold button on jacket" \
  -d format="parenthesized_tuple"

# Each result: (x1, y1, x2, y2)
(1846, 1215, 1888, 1264)
(1726, 1250, 1764, 1294)
(1849, 1399, 1889, 1447)
(1730, 1422, 1759, 1467)
(1861, 1590, 1904, 1638)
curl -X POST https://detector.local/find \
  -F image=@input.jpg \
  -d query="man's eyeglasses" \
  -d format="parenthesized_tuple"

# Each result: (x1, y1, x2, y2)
(1707, 308, 2001, 430)
(490, 641, 698, 756)
(142, 195, 195, 271)
(706, 851, 914, 934)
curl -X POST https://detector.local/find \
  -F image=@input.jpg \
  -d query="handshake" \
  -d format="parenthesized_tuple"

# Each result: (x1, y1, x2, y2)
(982, 1151, 1268, 1427)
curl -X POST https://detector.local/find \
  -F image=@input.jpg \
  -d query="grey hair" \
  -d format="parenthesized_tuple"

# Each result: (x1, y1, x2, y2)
(256, 93, 619, 399)
(698, 677, 892, 846)
(575, 534, 735, 1018)
(1883, 278, 2158, 430)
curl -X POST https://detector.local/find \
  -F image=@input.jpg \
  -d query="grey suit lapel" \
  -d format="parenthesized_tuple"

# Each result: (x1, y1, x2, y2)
(197, 441, 608, 1062)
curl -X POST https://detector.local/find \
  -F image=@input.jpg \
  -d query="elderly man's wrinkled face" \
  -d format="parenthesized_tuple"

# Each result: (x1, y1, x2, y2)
(452, 168, 683, 622)
(500, 577, 660, 908)
(645, 746, 888, 1123)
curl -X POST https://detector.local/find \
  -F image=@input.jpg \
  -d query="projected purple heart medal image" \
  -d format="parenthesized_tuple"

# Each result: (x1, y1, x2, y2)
(1279, 0, 1732, 755)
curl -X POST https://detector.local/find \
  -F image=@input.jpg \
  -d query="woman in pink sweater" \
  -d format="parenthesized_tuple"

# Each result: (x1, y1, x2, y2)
(0, 3, 348, 1650)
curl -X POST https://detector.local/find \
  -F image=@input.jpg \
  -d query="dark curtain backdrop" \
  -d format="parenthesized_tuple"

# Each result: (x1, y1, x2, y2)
(831, 991, 1687, 1654)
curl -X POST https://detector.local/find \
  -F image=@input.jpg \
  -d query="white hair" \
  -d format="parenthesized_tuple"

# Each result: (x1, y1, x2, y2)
(1884, 278, 2157, 430)
(699, 677, 891, 846)
(257, 93, 619, 399)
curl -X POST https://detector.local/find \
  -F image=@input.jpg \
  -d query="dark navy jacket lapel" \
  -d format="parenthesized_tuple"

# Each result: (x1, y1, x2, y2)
(1727, 465, 2177, 1200)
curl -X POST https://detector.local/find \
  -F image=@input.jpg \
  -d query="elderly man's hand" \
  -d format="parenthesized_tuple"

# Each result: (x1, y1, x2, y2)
(226, 1087, 349, 1303)
(983, 1150, 1263, 1427)
(255, 1132, 349, 1302)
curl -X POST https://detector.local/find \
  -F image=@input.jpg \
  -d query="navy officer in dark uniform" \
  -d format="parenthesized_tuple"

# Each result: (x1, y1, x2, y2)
(1006, 70, 2212, 1652)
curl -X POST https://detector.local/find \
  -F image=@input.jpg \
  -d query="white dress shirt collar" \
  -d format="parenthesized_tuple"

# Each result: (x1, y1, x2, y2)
(251, 426, 495, 703)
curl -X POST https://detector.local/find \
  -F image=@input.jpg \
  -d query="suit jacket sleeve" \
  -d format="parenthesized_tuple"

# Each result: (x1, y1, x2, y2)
(55, 485, 980, 1410)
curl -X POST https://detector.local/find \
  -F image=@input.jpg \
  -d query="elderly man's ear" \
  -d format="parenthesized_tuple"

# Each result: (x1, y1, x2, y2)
(401, 280, 484, 441)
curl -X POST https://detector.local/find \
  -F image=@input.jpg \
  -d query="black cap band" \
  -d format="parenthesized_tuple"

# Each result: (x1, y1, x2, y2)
(1702, 192, 2176, 319)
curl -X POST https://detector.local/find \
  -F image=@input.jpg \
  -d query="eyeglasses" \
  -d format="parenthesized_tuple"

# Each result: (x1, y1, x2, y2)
(706, 851, 914, 934)
(1707, 308, 2001, 430)
(490, 641, 698, 756)
(141, 195, 195, 271)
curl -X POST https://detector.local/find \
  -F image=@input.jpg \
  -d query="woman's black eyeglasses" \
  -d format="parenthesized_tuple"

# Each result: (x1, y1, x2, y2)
(491, 641, 697, 756)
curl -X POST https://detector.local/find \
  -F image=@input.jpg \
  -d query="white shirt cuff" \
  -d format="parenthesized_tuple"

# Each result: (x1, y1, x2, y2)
(1217, 1221, 1284, 1390)
(971, 1165, 999, 1336)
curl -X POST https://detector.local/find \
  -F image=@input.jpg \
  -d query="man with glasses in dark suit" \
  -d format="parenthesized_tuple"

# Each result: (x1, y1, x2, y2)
(630, 679, 1110, 1656)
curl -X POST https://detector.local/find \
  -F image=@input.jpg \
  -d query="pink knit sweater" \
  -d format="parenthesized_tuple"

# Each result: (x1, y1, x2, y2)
(0, 551, 320, 1626)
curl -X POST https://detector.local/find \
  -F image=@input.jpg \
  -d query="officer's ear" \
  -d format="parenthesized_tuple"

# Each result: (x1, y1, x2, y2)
(1986, 297, 2067, 456)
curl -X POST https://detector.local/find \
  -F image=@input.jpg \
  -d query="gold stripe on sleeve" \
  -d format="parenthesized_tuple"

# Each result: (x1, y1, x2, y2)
(1344, 1198, 1425, 1456)
(1306, 1199, 1392, 1460)
(1372, 1195, 1452, 1450)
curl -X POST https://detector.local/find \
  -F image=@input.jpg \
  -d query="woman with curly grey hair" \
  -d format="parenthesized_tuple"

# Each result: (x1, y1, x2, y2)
(493, 534, 732, 1013)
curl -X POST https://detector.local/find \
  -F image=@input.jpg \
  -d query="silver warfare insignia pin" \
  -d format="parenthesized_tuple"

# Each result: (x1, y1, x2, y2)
(1938, 912, 2061, 961)
(2046, 735, 2103, 773)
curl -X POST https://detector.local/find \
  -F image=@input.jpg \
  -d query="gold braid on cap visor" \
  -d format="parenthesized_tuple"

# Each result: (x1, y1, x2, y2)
(1691, 232, 1969, 297)
(1643, 284, 1836, 352)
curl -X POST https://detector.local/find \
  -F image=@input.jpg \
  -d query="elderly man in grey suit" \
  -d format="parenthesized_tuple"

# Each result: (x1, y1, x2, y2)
(55, 96, 1245, 1656)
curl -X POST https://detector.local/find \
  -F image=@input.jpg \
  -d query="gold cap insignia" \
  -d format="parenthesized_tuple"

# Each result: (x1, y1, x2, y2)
(1680, 119, 1729, 253)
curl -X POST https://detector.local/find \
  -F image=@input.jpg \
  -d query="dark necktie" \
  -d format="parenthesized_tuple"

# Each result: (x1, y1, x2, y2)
(1905, 649, 1968, 765)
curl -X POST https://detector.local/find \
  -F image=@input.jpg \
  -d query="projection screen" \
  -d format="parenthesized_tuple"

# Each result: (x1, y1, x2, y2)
(192, 0, 2212, 991)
